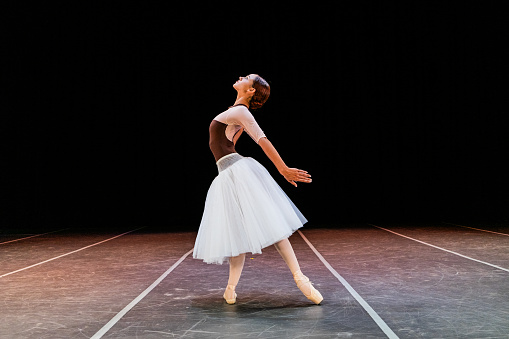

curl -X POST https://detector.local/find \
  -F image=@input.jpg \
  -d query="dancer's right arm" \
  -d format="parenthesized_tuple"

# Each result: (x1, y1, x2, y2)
(259, 137, 312, 187)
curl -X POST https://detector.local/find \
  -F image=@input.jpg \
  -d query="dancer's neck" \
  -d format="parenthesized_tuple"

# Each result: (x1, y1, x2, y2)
(233, 95, 250, 109)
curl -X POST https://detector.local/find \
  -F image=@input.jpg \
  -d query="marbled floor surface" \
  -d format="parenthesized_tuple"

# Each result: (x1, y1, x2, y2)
(1, 222, 508, 338)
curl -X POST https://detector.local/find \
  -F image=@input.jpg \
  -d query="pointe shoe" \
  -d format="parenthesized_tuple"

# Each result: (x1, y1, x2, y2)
(223, 284, 237, 304)
(293, 270, 323, 304)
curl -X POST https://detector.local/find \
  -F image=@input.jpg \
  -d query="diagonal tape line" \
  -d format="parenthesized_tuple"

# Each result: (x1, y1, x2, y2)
(442, 222, 509, 237)
(298, 230, 399, 339)
(0, 227, 145, 278)
(91, 248, 194, 339)
(369, 224, 509, 273)
(0, 228, 69, 245)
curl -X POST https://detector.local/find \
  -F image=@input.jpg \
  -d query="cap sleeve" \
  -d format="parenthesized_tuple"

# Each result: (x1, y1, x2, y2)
(228, 107, 266, 143)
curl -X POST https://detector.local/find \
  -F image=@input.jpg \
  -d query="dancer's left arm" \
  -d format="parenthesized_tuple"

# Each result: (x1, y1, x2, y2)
(258, 137, 312, 187)
(231, 107, 311, 187)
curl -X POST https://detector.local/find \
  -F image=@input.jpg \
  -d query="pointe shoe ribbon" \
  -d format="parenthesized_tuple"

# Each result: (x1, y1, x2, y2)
(293, 270, 323, 304)
(223, 284, 237, 304)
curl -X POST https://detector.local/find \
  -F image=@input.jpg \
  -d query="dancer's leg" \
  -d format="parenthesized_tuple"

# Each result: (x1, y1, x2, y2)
(274, 238, 301, 274)
(274, 238, 310, 295)
(274, 238, 323, 303)
(225, 253, 245, 301)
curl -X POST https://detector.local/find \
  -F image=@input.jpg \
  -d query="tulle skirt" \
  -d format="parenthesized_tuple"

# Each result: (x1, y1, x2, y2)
(193, 153, 307, 264)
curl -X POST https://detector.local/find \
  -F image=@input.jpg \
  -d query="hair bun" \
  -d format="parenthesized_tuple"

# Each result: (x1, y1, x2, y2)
(250, 76, 270, 110)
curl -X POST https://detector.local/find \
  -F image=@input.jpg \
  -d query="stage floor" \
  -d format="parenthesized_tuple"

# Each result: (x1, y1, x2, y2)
(1, 222, 508, 338)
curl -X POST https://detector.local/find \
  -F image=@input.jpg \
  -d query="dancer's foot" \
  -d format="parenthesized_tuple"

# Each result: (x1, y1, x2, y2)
(223, 284, 237, 304)
(293, 270, 323, 304)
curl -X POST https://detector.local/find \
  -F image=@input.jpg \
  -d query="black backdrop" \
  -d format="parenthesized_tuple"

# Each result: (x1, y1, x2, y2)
(3, 3, 508, 231)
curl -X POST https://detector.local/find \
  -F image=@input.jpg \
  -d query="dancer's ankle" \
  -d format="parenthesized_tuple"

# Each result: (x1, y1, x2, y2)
(292, 269, 304, 278)
(223, 284, 237, 304)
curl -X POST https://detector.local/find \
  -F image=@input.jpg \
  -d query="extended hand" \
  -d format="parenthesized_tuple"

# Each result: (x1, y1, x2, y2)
(280, 167, 312, 187)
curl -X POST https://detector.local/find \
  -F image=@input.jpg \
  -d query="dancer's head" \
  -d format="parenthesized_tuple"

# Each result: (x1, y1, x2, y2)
(233, 74, 270, 110)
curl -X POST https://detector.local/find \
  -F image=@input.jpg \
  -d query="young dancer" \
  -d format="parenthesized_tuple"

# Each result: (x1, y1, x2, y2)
(193, 74, 323, 305)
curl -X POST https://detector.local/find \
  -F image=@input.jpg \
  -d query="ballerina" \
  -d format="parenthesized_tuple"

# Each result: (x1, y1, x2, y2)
(192, 74, 323, 305)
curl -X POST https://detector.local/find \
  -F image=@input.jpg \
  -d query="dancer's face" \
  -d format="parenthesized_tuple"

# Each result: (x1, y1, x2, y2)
(233, 74, 257, 95)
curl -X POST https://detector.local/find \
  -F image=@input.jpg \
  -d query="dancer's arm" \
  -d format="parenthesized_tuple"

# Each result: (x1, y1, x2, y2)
(258, 137, 311, 187)
(229, 107, 311, 186)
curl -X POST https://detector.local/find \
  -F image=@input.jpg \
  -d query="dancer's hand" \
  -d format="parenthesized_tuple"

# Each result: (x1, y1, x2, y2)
(280, 167, 312, 187)
(258, 138, 312, 187)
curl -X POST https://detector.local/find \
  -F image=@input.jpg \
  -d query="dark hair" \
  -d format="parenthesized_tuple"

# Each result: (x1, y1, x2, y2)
(250, 76, 270, 110)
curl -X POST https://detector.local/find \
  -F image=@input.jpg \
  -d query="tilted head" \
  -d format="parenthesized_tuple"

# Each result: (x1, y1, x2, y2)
(233, 74, 270, 110)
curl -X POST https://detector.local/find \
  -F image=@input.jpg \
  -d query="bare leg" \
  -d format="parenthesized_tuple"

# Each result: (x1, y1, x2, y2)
(224, 253, 245, 302)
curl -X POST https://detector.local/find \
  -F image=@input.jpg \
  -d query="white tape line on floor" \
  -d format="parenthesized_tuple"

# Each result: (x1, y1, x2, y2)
(443, 222, 509, 237)
(0, 227, 145, 278)
(298, 230, 399, 339)
(90, 248, 194, 339)
(0, 228, 69, 245)
(369, 224, 509, 273)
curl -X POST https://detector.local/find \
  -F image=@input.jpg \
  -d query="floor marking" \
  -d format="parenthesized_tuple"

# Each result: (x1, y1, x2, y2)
(181, 317, 207, 337)
(0, 228, 69, 245)
(90, 248, 193, 339)
(443, 222, 509, 237)
(298, 230, 399, 339)
(0, 227, 145, 278)
(368, 224, 509, 273)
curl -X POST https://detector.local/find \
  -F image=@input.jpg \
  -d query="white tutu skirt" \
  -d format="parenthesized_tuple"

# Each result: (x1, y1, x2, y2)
(193, 153, 307, 264)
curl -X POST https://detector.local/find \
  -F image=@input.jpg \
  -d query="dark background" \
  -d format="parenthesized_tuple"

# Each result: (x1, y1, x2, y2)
(2, 2, 507, 232)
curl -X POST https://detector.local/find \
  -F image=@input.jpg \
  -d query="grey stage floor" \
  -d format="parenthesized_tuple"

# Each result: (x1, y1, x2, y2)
(1, 222, 508, 338)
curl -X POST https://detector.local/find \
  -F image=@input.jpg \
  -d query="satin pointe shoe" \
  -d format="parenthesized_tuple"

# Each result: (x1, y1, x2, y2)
(223, 284, 237, 304)
(293, 270, 323, 304)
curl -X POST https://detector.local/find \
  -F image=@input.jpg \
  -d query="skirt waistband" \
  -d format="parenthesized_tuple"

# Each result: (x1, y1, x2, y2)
(216, 153, 243, 172)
